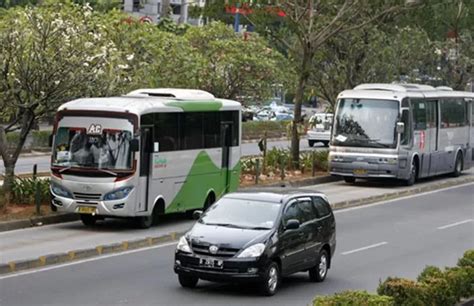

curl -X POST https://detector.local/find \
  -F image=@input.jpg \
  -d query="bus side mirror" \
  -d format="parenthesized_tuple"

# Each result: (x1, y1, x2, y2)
(396, 122, 405, 134)
(48, 134, 53, 147)
(130, 139, 139, 152)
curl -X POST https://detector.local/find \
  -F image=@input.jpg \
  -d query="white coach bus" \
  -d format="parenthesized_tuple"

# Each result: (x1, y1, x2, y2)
(329, 83, 473, 185)
(50, 89, 241, 227)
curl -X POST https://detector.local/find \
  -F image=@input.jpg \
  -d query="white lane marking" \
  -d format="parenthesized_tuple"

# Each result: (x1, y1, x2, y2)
(334, 182, 474, 215)
(437, 219, 473, 230)
(0, 241, 178, 280)
(341, 242, 388, 255)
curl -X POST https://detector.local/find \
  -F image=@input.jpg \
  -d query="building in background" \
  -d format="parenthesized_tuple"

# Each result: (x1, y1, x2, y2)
(123, 0, 205, 25)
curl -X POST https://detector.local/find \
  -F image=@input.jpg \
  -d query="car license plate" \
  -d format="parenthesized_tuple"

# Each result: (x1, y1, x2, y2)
(77, 206, 97, 214)
(199, 258, 223, 269)
(353, 168, 368, 175)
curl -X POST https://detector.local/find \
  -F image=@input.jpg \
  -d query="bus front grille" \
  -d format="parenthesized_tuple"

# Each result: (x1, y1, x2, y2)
(74, 192, 102, 200)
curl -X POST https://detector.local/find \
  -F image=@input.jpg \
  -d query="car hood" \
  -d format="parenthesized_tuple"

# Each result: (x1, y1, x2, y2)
(187, 222, 272, 250)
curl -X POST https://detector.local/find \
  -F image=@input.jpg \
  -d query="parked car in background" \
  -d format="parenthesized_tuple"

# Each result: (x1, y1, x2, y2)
(307, 113, 333, 147)
(174, 190, 336, 296)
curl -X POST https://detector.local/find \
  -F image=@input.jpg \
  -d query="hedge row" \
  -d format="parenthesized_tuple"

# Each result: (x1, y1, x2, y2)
(313, 249, 474, 306)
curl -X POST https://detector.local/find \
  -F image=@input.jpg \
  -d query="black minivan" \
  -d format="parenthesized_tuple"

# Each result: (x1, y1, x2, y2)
(174, 190, 336, 296)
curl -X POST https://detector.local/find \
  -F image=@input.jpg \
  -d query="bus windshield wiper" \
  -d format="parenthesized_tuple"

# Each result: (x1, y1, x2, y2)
(97, 168, 118, 177)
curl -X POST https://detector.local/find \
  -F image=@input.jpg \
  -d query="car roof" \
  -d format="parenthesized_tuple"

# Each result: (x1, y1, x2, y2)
(223, 188, 325, 204)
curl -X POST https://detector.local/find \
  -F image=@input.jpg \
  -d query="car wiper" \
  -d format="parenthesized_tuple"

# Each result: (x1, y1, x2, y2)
(245, 226, 272, 230)
(203, 222, 245, 229)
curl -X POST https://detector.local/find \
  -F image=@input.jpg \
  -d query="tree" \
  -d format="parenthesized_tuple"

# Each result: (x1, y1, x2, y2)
(0, 2, 128, 206)
(311, 25, 434, 111)
(184, 22, 289, 102)
(244, 0, 416, 168)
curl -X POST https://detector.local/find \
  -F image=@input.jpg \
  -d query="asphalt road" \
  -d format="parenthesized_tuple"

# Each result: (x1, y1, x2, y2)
(1, 183, 472, 306)
(0, 139, 320, 175)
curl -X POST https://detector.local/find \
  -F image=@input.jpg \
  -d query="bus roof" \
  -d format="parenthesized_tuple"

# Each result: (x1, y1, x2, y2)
(57, 89, 241, 114)
(338, 83, 474, 101)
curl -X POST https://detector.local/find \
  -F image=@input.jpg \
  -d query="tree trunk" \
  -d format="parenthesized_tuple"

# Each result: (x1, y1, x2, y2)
(291, 49, 311, 169)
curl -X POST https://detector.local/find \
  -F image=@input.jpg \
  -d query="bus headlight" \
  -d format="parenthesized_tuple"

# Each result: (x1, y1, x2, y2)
(51, 183, 73, 199)
(104, 186, 134, 201)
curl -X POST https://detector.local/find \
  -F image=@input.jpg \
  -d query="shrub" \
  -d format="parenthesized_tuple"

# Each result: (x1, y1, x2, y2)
(443, 267, 473, 300)
(421, 275, 457, 306)
(31, 130, 51, 148)
(377, 277, 426, 306)
(458, 249, 474, 268)
(242, 121, 288, 140)
(417, 265, 443, 283)
(12, 177, 51, 205)
(313, 290, 394, 306)
(6, 132, 20, 150)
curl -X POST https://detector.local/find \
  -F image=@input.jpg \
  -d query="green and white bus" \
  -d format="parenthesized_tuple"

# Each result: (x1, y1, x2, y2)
(50, 89, 241, 228)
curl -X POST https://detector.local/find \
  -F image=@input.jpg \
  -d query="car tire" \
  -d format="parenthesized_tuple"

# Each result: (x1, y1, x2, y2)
(309, 249, 329, 282)
(259, 262, 280, 296)
(452, 153, 463, 177)
(80, 214, 97, 226)
(343, 176, 356, 184)
(178, 274, 198, 288)
(308, 140, 315, 147)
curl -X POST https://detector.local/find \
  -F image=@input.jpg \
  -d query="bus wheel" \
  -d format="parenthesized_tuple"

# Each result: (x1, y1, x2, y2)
(452, 153, 463, 177)
(203, 193, 215, 211)
(136, 215, 153, 229)
(308, 140, 315, 147)
(343, 176, 356, 184)
(404, 159, 418, 186)
(322, 141, 329, 147)
(80, 214, 97, 226)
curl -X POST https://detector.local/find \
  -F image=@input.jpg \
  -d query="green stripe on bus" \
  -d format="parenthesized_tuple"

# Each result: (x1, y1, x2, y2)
(165, 101, 223, 112)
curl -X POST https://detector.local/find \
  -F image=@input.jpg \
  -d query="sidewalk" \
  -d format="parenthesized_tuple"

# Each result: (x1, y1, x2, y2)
(1, 169, 472, 266)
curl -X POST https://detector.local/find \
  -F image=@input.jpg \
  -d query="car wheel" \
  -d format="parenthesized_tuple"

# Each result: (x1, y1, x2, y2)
(308, 140, 315, 147)
(452, 153, 463, 177)
(80, 214, 96, 226)
(136, 215, 153, 229)
(178, 274, 198, 288)
(343, 176, 356, 184)
(260, 262, 280, 296)
(309, 249, 329, 282)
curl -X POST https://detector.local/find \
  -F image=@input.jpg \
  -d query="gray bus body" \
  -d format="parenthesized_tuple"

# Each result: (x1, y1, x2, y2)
(329, 84, 473, 184)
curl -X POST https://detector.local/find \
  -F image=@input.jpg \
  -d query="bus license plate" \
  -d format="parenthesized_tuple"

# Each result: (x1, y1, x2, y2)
(77, 206, 97, 214)
(199, 258, 223, 269)
(353, 169, 368, 175)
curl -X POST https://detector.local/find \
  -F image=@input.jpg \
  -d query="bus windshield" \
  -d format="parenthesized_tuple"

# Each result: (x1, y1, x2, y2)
(333, 99, 399, 148)
(52, 126, 133, 171)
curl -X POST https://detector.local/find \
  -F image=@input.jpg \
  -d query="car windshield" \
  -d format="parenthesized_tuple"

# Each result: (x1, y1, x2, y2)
(52, 126, 133, 170)
(332, 99, 399, 148)
(199, 198, 281, 230)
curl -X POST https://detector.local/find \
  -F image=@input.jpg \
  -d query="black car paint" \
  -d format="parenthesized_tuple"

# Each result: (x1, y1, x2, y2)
(174, 193, 336, 283)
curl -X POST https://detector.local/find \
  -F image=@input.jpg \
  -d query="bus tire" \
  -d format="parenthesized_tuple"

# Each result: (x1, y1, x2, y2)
(452, 153, 463, 177)
(322, 141, 329, 147)
(80, 214, 97, 226)
(343, 176, 356, 184)
(203, 193, 215, 211)
(136, 215, 153, 229)
(404, 159, 418, 186)
(308, 140, 315, 147)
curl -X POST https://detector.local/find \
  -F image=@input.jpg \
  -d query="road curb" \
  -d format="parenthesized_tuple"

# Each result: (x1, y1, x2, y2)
(0, 230, 188, 275)
(0, 213, 79, 232)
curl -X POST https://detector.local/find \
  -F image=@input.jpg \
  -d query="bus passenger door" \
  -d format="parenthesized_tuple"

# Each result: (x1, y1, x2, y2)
(426, 100, 439, 176)
(138, 126, 152, 212)
(221, 122, 232, 193)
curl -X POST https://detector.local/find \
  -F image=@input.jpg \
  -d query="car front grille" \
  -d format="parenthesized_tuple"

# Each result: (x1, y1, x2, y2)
(191, 242, 240, 258)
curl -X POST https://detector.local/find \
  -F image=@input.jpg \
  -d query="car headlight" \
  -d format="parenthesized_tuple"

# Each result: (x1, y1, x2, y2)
(103, 186, 134, 201)
(237, 243, 266, 258)
(51, 183, 73, 199)
(176, 236, 192, 254)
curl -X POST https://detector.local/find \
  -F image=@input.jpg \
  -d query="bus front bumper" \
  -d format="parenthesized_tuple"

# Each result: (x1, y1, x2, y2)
(50, 195, 135, 217)
(329, 161, 406, 179)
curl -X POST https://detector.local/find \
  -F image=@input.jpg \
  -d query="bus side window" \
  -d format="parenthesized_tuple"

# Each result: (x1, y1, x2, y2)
(400, 109, 411, 146)
(412, 100, 427, 130)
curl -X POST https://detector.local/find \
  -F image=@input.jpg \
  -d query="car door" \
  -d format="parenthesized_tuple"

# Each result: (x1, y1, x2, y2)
(293, 197, 320, 269)
(279, 200, 307, 275)
(312, 196, 336, 255)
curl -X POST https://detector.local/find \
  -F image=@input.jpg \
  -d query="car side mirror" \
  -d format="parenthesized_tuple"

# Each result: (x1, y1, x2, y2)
(192, 210, 203, 220)
(285, 219, 300, 231)
(130, 138, 139, 152)
(396, 122, 405, 134)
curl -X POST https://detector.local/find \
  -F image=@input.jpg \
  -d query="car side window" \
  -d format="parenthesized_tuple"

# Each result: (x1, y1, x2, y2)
(312, 197, 331, 218)
(297, 199, 318, 223)
(282, 202, 304, 225)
